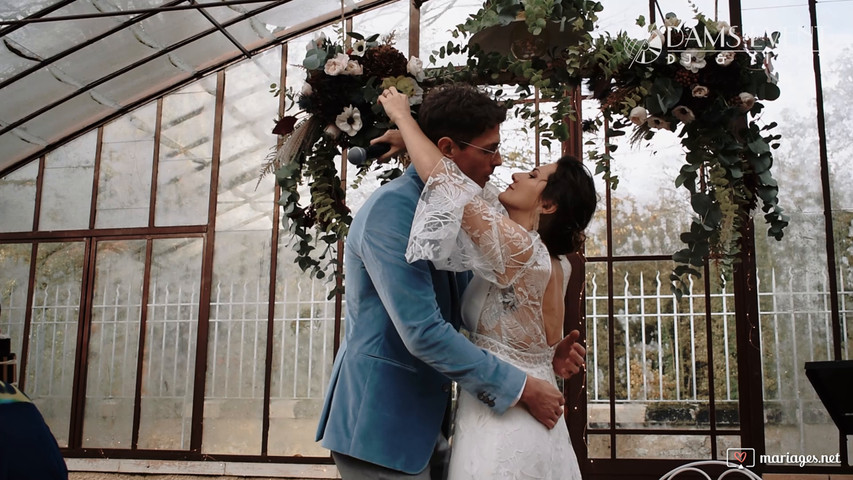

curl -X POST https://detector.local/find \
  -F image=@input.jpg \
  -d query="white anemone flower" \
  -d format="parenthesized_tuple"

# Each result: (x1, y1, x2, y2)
(351, 40, 367, 56)
(680, 50, 707, 73)
(335, 106, 363, 137)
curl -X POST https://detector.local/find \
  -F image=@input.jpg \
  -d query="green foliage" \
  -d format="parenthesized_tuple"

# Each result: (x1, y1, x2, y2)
(266, 4, 789, 303)
(585, 13, 788, 299)
(268, 31, 421, 288)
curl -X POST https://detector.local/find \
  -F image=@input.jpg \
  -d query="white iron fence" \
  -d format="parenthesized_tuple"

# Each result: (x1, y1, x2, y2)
(2, 268, 850, 411)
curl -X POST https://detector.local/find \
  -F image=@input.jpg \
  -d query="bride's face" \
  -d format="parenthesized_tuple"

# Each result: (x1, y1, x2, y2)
(498, 162, 557, 214)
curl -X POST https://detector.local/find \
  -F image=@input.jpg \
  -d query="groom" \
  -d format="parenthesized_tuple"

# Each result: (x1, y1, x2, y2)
(316, 83, 576, 479)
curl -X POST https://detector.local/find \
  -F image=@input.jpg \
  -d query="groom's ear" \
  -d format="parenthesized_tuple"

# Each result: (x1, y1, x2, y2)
(437, 137, 455, 158)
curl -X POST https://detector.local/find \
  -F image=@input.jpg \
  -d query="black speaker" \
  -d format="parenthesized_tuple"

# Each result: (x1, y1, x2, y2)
(805, 360, 853, 435)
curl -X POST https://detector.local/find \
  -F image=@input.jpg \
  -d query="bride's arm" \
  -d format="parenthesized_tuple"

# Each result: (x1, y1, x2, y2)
(382, 87, 536, 285)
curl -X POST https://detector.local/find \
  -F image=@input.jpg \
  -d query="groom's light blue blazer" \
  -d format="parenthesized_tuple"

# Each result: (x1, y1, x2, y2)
(316, 165, 527, 474)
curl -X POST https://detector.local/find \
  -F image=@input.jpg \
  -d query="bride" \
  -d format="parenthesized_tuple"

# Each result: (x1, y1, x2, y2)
(379, 86, 597, 479)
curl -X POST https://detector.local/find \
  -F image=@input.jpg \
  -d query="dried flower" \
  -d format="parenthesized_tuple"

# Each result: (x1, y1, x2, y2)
(409, 83, 424, 106)
(691, 85, 710, 98)
(680, 50, 707, 73)
(301, 83, 313, 96)
(407, 56, 425, 82)
(738, 92, 756, 112)
(716, 51, 736, 66)
(308, 32, 327, 51)
(764, 53, 779, 84)
(715, 21, 732, 35)
(324, 123, 341, 139)
(664, 13, 680, 27)
(647, 116, 671, 130)
(324, 53, 350, 76)
(344, 60, 363, 76)
(335, 106, 363, 136)
(673, 105, 695, 124)
(629, 106, 648, 125)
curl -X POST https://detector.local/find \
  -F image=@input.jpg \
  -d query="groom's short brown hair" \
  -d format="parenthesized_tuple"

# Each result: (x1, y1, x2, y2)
(418, 83, 507, 145)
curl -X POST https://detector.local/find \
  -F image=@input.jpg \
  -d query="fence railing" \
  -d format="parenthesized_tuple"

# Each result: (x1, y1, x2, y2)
(2, 268, 849, 408)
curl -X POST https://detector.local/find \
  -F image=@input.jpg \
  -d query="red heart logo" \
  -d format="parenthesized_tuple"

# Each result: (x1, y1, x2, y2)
(734, 451, 747, 463)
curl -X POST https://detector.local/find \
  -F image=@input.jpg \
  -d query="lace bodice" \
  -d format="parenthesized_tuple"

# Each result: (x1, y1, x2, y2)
(406, 157, 553, 355)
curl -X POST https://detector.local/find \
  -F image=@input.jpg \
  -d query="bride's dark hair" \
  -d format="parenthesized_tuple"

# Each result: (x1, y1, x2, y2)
(538, 155, 597, 256)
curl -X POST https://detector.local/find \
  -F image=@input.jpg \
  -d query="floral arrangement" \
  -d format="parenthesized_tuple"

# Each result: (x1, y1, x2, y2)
(266, 31, 425, 283)
(265, 1, 789, 301)
(430, 0, 603, 150)
(585, 9, 788, 297)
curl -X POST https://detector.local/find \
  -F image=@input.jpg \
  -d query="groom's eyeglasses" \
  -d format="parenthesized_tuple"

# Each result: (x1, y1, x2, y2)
(455, 139, 501, 161)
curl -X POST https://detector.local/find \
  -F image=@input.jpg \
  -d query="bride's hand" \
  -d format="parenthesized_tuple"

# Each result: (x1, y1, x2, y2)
(377, 87, 412, 124)
(552, 330, 585, 379)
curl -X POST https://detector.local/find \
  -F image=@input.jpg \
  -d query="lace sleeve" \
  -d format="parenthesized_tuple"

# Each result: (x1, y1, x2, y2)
(405, 157, 538, 287)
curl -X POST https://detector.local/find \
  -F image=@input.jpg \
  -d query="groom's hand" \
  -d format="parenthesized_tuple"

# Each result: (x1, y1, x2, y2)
(552, 329, 586, 379)
(370, 129, 406, 163)
(518, 376, 565, 429)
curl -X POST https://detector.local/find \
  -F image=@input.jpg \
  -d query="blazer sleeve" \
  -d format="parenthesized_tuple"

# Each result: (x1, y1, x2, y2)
(360, 195, 526, 413)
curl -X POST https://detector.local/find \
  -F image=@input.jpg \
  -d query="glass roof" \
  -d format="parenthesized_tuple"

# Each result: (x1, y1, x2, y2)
(0, 0, 389, 175)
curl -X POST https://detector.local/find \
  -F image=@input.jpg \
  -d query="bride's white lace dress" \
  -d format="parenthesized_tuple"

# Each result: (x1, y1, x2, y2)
(406, 157, 582, 480)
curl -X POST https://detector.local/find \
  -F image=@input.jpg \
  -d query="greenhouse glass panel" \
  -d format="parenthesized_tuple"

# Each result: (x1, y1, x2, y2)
(8, 2, 113, 59)
(268, 246, 336, 457)
(0, 66, 76, 124)
(95, 55, 194, 111)
(167, 32, 241, 74)
(39, 131, 96, 231)
(0, 243, 32, 382)
(82, 239, 146, 448)
(201, 229, 271, 455)
(137, 237, 203, 451)
(616, 434, 712, 459)
(419, 0, 480, 63)
(586, 261, 611, 430)
(0, 35, 38, 84)
(820, 0, 853, 362)
(25, 93, 116, 142)
(743, 0, 840, 464)
(53, 29, 169, 86)
(154, 78, 216, 227)
(218, 48, 279, 233)
(353, 0, 409, 58)
(95, 103, 156, 229)
(0, 160, 37, 232)
(205, 52, 279, 448)
(26, 241, 86, 447)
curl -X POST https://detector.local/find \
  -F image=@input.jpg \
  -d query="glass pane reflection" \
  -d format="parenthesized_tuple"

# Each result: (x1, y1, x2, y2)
(39, 132, 97, 231)
(82, 240, 146, 448)
(137, 237, 203, 450)
(155, 79, 216, 227)
(26, 241, 86, 447)
(0, 243, 32, 383)
(0, 161, 37, 232)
